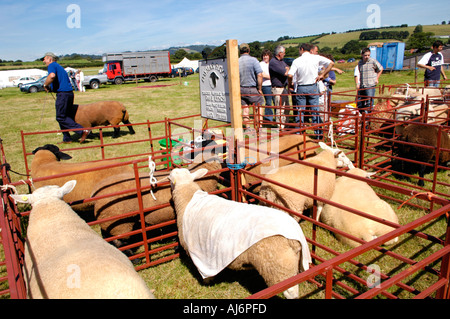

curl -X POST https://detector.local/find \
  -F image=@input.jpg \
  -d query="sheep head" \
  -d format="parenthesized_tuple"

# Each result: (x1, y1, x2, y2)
(32, 144, 72, 161)
(10, 180, 77, 206)
(168, 168, 208, 189)
(319, 142, 355, 169)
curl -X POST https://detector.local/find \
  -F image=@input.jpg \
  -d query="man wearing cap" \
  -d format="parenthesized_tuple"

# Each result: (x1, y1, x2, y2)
(42, 52, 90, 143)
(239, 43, 263, 132)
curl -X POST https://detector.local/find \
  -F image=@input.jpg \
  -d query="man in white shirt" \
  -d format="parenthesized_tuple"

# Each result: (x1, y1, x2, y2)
(417, 40, 447, 87)
(288, 43, 334, 139)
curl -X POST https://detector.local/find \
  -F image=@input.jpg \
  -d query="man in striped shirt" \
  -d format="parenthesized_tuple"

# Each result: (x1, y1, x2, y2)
(354, 48, 383, 114)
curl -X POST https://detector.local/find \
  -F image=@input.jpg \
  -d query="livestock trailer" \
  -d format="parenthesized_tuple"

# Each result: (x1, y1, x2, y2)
(103, 51, 171, 84)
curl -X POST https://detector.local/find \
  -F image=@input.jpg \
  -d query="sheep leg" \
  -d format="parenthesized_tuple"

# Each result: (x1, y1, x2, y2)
(418, 165, 426, 187)
(123, 120, 135, 135)
(112, 127, 121, 138)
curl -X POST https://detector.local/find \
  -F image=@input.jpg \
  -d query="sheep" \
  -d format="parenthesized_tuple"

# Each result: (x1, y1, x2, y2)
(168, 167, 312, 299)
(74, 101, 135, 138)
(30, 144, 134, 211)
(10, 180, 155, 299)
(90, 153, 222, 248)
(395, 123, 450, 186)
(320, 168, 399, 247)
(259, 142, 355, 222)
(242, 134, 317, 192)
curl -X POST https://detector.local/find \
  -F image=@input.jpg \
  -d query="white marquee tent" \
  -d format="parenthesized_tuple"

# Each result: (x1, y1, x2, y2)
(0, 68, 47, 88)
(173, 57, 199, 70)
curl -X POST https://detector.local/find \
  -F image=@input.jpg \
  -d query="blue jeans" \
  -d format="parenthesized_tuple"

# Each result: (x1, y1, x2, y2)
(357, 86, 376, 113)
(261, 85, 274, 121)
(294, 83, 322, 136)
(426, 80, 440, 88)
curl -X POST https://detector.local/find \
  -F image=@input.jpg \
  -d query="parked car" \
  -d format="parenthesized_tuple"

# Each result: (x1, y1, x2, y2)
(183, 67, 195, 75)
(347, 58, 356, 63)
(283, 57, 295, 66)
(337, 59, 346, 63)
(13, 76, 37, 88)
(170, 68, 187, 78)
(82, 73, 108, 89)
(20, 76, 47, 93)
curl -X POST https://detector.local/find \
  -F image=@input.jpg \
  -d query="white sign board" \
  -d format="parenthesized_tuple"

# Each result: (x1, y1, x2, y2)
(199, 58, 230, 123)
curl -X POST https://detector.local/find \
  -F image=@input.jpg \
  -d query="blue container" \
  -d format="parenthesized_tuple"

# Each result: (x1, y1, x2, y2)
(370, 42, 405, 71)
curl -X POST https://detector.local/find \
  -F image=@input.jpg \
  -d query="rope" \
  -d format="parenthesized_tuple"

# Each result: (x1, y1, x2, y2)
(148, 156, 158, 200)
(397, 191, 436, 210)
(327, 120, 338, 149)
(226, 156, 257, 170)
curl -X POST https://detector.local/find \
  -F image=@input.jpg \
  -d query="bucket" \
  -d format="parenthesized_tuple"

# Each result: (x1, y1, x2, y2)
(158, 138, 183, 168)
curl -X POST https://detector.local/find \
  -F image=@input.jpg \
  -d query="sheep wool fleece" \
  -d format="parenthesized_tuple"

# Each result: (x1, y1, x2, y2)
(183, 190, 312, 279)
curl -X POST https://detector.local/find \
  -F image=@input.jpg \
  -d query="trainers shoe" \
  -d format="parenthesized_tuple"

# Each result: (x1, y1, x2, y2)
(79, 129, 91, 143)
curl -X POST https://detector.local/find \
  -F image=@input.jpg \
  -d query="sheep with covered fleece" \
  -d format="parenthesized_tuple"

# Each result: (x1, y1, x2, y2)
(10, 180, 155, 299)
(30, 144, 134, 211)
(320, 168, 399, 247)
(74, 101, 135, 138)
(168, 167, 312, 299)
(259, 142, 355, 222)
(90, 153, 222, 248)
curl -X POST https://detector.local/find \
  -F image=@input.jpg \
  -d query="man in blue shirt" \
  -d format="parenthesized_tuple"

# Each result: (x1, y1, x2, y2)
(42, 52, 90, 143)
(239, 43, 263, 132)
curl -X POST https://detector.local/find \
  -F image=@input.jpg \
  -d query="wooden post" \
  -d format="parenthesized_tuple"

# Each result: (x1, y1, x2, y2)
(226, 39, 244, 163)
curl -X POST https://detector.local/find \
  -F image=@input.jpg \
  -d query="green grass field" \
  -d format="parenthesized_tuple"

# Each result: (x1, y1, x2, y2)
(1, 69, 449, 299)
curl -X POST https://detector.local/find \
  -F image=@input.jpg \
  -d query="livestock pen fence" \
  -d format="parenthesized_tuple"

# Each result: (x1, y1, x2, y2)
(1, 85, 449, 298)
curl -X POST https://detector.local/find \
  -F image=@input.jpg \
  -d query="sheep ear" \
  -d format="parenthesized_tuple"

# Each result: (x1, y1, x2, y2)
(318, 142, 332, 151)
(366, 172, 376, 178)
(10, 194, 33, 204)
(191, 168, 208, 180)
(60, 180, 77, 196)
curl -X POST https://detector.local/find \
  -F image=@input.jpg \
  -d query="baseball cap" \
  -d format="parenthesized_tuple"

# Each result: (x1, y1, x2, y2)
(41, 52, 58, 61)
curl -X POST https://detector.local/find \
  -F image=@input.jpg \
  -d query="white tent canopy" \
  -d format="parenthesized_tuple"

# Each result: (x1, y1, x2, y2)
(173, 57, 199, 70)
(0, 68, 47, 88)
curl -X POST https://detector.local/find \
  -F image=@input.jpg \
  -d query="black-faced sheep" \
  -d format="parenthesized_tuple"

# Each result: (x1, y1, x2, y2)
(30, 144, 134, 211)
(320, 168, 399, 247)
(74, 101, 135, 138)
(259, 142, 355, 222)
(10, 180, 155, 299)
(395, 123, 450, 186)
(90, 154, 222, 248)
(168, 168, 312, 299)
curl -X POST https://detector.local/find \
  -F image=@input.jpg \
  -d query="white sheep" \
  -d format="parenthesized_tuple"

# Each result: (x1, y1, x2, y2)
(11, 180, 155, 299)
(320, 168, 399, 247)
(168, 168, 312, 299)
(259, 142, 355, 222)
(30, 144, 134, 211)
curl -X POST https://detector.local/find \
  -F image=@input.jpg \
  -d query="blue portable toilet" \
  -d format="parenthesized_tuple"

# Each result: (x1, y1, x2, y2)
(380, 42, 405, 70)
(369, 42, 405, 71)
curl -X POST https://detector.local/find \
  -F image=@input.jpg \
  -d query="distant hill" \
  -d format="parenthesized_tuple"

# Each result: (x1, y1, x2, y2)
(280, 24, 450, 50)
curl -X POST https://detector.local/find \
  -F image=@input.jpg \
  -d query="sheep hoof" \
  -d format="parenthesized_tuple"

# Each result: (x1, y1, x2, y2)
(203, 277, 215, 285)
(283, 285, 299, 299)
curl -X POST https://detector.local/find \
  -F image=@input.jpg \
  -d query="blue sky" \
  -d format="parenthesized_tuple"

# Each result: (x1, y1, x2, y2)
(1, 0, 449, 61)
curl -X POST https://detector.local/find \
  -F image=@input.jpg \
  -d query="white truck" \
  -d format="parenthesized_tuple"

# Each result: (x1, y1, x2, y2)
(82, 73, 108, 89)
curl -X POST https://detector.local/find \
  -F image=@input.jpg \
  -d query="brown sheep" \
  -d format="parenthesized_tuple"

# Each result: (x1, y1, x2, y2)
(74, 101, 135, 138)
(395, 123, 450, 186)
(30, 144, 134, 211)
(91, 154, 222, 248)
